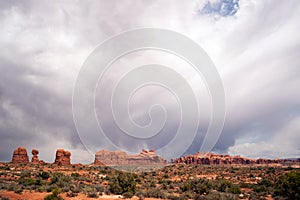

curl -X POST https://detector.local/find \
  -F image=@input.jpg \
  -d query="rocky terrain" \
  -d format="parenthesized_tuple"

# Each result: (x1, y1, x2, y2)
(94, 149, 167, 166)
(171, 152, 300, 165)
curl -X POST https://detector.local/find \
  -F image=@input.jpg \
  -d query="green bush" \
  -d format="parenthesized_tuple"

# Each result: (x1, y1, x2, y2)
(44, 188, 63, 200)
(109, 171, 137, 195)
(180, 178, 211, 195)
(274, 171, 300, 199)
(18, 177, 36, 186)
(145, 188, 166, 198)
(38, 171, 50, 180)
(87, 192, 98, 198)
(122, 191, 134, 198)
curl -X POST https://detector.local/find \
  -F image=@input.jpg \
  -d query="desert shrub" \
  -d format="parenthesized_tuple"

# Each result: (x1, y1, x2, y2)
(109, 171, 137, 195)
(122, 191, 134, 198)
(0, 165, 10, 170)
(87, 192, 98, 198)
(135, 190, 146, 200)
(61, 187, 69, 193)
(45, 185, 56, 192)
(38, 171, 50, 180)
(227, 184, 241, 194)
(274, 171, 300, 199)
(70, 185, 80, 193)
(214, 179, 240, 194)
(13, 187, 23, 194)
(20, 170, 31, 178)
(252, 178, 274, 196)
(71, 172, 80, 178)
(44, 188, 63, 200)
(94, 184, 104, 193)
(181, 178, 211, 195)
(145, 188, 166, 198)
(66, 192, 78, 197)
(18, 177, 36, 186)
(167, 194, 179, 200)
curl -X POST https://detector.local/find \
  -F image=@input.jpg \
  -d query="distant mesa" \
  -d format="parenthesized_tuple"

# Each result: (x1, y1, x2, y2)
(54, 149, 71, 166)
(172, 152, 300, 165)
(12, 147, 29, 164)
(94, 149, 167, 166)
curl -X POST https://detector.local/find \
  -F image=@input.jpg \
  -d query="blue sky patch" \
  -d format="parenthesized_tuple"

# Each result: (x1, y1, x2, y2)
(200, 0, 239, 16)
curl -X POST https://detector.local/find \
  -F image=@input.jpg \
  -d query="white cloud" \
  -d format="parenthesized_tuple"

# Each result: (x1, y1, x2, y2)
(228, 117, 300, 158)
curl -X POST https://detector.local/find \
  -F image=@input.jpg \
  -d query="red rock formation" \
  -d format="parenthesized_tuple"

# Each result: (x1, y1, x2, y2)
(54, 149, 71, 166)
(172, 152, 257, 165)
(31, 149, 39, 163)
(94, 149, 166, 166)
(172, 152, 300, 165)
(12, 147, 29, 164)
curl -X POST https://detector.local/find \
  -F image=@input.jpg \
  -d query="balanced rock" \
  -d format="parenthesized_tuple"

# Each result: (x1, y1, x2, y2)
(12, 147, 29, 164)
(31, 149, 39, 163)
(54, 149, 71, 166)
(94, 149, 166, 166)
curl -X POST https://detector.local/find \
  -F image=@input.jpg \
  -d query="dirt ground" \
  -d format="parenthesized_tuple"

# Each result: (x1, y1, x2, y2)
(0, 190, 159, 200)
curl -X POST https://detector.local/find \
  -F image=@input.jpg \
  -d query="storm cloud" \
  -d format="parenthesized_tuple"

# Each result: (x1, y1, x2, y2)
(0, 0, 300, 163)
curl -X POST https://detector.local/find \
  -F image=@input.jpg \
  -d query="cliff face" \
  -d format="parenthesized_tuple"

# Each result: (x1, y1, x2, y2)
(94, 149, 166, 166)
(171, 152, 300, 165)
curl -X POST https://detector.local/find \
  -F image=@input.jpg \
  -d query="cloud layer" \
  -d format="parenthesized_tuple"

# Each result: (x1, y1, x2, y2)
(0, 0, 299, 163)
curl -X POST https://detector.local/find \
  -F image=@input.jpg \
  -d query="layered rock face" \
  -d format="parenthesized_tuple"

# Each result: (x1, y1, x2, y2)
(12, 147, 29, 164)
(54, 149, 71, 166)
(172, 153, 256, 165)
(31, 149, 40, 164)
(94, 149, 166, 166)
(172, 152, 300, 165)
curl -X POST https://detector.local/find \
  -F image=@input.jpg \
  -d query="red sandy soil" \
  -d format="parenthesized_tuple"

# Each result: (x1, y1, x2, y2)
(0, 191, 160, 200)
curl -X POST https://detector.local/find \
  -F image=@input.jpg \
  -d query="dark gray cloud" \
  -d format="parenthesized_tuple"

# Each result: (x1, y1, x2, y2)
(0, 0, 300, 163)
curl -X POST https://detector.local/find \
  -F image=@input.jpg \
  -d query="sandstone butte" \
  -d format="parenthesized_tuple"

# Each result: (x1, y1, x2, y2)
(54, 149, 71, 166)
(11, 146, 29, 164)
(94, 149, 167, 166)
(171, 152, 300, 165)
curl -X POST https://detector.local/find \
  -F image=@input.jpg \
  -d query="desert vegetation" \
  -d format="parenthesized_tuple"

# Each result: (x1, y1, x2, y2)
(0, 163, 299, 199)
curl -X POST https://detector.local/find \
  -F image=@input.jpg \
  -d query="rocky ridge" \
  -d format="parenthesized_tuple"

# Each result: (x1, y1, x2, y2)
(171, 152, 300, 165)
(94, 149, 167, 166)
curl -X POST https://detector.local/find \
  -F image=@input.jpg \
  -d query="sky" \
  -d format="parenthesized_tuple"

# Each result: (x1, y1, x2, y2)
(0, 0, 300, 164)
